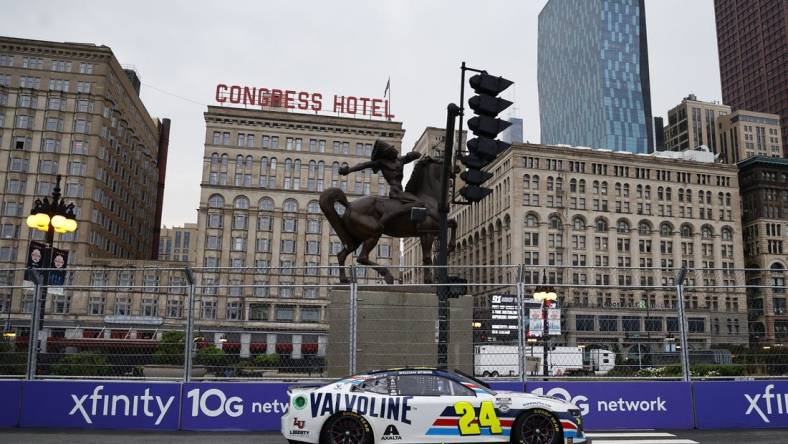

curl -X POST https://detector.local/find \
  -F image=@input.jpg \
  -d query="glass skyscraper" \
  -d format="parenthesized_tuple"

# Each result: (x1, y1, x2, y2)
(538, 0, 654, 153)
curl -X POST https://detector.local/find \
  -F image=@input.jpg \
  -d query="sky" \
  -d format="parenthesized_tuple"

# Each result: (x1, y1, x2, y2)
(4, 0, 723, 227)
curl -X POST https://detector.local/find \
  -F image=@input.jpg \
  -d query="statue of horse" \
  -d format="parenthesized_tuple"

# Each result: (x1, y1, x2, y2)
(319, 156, 456, 284)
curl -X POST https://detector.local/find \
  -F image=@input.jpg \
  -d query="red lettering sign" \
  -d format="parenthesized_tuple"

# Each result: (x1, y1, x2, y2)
(214, 84, 392, 119)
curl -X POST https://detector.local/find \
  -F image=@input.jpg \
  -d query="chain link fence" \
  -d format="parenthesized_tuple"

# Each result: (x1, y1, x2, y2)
(0, 264, 785, 380)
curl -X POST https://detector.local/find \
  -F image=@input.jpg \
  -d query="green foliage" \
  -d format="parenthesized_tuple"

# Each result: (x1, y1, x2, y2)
(194, 346, 226, 367)
(0, 341, 26, 375)
(51, 352, 110, 376)
(153, 331, 185, 365)
(254, 353, 280, 368)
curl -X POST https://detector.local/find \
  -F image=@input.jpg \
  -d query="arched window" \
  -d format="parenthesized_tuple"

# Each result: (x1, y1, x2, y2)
(523, 174, 531, 190)
(706, 191, 712, 204)
(308, 160, 317, 177)
(246, 155, 253, 169)
(573, 216, 586, 231)
(532, 175, 539, 189)
(665, 187, 672, 200)
(283, 198, 298, 212)
(595, 217, 608, 232)
(638, 221, 651, 235)
(549, 215, 562, 230)
(556, 177, 563, 191)
(270, 157, 277, 171)
(307, 200, 320, 213)
(701, 225, 713, 239)
(259, 197, 274, 211)
(678, 188, 684, 202)
(332, 162, 340, 177)
(644, 185, 651, 199)
(617, 219, 630, 234)
(547, 176, 554, 191)
(260, 156, 269, 173)
(525, 213, 538, 227)
(637, 184, 643, 198)
(210, 153, 220, 171)
(658, 186, 664, 200)
(578, 179, 586, 193)
(208, 194, 224, 209)
(623, 184, 629, 197)
(220, 153, 229, 169)
(294, 159, 301, 177)
(318, 161, 325, 177)
(721, 227, 733, 241)
(593, 180, 600, 194)
(284, 158, 293, 176)
(681, 224, 693, 238)
(236, 155, 243, 169)
(615, 183, 622, 196)
(570, 178, 577, 193)
(601, 181, 608, 195)
(233, 195, 249, 209)
(660, 222, 673, 237)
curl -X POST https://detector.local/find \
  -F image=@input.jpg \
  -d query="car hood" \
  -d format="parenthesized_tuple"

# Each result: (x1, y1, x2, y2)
(493, 390, 575, 412)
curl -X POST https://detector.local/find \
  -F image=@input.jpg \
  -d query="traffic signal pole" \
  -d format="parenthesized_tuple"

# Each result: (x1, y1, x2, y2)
(437, 103, 461, 370)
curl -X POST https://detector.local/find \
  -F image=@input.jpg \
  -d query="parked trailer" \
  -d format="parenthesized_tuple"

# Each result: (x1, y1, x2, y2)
(474, 345, 616, 377)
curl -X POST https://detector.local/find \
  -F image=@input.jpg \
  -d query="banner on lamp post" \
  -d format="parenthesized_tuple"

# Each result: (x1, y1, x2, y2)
(528, 309, 543, 337)
(548, 308, 561, 335)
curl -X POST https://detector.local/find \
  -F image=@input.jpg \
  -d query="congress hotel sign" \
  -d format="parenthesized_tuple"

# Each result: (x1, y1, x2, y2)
(215, 84, 394, 119)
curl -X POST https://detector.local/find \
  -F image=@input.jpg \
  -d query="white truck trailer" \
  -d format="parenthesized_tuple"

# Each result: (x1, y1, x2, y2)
(474, 345, 615, 377)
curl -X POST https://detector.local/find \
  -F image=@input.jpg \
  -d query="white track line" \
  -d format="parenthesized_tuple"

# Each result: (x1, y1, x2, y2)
(585, 432, 677, 437)
(588, 440, 698, 444)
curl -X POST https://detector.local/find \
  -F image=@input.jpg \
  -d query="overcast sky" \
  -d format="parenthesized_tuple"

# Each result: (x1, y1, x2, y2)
(5, 0, 722, 227)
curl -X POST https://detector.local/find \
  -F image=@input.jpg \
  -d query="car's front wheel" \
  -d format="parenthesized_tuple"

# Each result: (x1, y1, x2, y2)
(511, 409, 562, 444)
(319, 411, 373, 444)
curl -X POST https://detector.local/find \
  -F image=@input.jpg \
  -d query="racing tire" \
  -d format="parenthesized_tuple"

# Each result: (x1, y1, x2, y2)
(511, 409, 563, 444)
(319, 411, 374, 444)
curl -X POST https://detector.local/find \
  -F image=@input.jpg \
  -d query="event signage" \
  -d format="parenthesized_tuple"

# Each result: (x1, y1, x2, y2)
(694, 380, 788, 429)
(19, 381, 181, 430)
(490, 294, 518, 339)
(180, 382, 291, 431)
(525, 381, 693, 430)
(214, 84, 394, 119)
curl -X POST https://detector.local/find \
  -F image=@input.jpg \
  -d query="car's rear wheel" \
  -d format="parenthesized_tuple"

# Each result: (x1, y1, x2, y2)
(511, 409, 562, 444)
(319, 411, 373, 444)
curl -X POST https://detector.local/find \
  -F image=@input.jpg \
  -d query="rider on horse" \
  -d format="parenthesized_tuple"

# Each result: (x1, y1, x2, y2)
(338, 140, 438, 227)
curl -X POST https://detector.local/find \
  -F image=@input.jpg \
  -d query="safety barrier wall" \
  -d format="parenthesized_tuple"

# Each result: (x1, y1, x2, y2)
(1, 380, 787, 432)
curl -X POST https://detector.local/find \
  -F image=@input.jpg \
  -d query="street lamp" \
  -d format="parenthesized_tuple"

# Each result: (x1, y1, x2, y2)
(533, 271, 558, 377)
(24, 175, 78, 344)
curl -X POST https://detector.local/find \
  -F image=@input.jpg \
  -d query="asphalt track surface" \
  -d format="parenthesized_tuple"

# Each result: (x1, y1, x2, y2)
(2, 429, 788, 443)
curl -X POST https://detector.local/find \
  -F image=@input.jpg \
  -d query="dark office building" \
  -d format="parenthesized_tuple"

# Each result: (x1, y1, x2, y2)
(538, 0, 654, 153)
(714, 0, 788, 156)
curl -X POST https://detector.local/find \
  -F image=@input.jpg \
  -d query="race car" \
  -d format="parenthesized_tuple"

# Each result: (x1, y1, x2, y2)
(282, 367, 589, 444)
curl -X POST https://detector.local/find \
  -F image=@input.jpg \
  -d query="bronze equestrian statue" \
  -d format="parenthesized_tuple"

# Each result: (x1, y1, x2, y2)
(320, 140, 456, 284)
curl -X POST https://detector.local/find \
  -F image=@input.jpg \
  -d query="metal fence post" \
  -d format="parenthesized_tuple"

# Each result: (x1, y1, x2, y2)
(675, 266, 691, 382)
(25, 271, 44, 380)
(349, 266, 357, 375)
(516, 265, 527, 384)
(183, 266, 196, 382)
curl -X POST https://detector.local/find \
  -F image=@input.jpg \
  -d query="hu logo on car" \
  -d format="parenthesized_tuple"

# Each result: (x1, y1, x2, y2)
(381, 424, 402, 441)
(293, 417, 305, 429)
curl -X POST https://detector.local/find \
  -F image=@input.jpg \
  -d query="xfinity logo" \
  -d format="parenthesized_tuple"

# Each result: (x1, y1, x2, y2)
(69, 385, 174, 425)
(745, 384, 788, 423)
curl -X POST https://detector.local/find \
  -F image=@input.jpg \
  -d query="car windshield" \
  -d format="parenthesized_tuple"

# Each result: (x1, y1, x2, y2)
(452, 369, 496, 395)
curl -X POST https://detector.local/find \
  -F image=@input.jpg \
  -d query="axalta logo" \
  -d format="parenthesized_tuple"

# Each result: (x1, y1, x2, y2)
(381, 424, 402, 441)
(68, 385, 175, 425)
(745, 384, 788, 423)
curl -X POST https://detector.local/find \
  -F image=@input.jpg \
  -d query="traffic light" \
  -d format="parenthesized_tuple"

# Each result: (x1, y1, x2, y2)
(459, 72, 514, 203)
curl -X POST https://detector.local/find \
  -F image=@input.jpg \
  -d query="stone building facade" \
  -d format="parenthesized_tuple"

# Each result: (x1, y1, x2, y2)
(403, 142, 749, 353)
(158, 223, 198, 263)
(194, 105, 404, 354)
(0, 37, 168, 327)
(738, 156, 788, 344)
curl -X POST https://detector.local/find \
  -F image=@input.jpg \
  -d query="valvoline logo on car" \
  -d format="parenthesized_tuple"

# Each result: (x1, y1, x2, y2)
(309, 393, 413, 424)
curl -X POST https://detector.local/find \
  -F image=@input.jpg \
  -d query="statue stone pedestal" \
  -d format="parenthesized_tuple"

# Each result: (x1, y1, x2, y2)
(326, 287, 473, 377)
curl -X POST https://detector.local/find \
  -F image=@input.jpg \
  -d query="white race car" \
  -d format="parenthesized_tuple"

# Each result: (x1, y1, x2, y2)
(282, 368, 589, 444)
